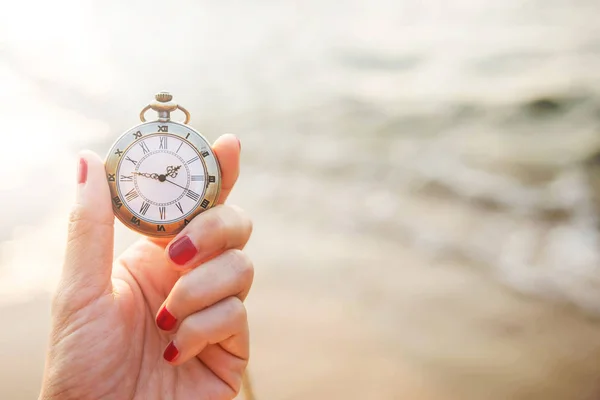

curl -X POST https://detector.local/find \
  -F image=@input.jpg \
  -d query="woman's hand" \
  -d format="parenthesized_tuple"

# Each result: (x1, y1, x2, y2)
(39, 134, 254, 400)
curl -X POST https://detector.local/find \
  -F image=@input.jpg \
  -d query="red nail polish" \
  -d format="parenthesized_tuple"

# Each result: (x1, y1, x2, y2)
(163, 341, 179, 362)
(78, 158, 88, 184)
(168, 236, 197, 265)
(156, 306, 177, 331)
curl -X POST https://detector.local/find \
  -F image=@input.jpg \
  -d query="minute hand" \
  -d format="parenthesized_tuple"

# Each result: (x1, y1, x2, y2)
(164, 178, 192, 192)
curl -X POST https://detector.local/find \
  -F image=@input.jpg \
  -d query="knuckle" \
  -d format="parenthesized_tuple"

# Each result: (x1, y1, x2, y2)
(223, 296, 247, 322)
(197, 205, 253, 250)
(67, 205, 96, 243)
(67, 204, 114, 243)
(175, 278, 195, 305)
(225, 249, 254, 285)
(202, 211, 227, 244)
(228, 205, 253, 237)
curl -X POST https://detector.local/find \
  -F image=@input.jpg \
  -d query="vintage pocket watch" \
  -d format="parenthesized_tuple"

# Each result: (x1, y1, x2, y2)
(104, 92, 221, 238)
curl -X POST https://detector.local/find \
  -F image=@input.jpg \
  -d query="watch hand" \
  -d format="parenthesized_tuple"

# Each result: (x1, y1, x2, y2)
(165, 165, 182, 178)
(164, 178, 189, 191)
(133, 172, 160, 180)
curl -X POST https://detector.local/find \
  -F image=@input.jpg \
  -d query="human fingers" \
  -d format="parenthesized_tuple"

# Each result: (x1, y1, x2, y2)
(212, 133, 241, 205)
(56, 151, 115, 315)
(163, 296, 249, 393)
(155, 249, 253, 331)
(165, 204, 253, 269)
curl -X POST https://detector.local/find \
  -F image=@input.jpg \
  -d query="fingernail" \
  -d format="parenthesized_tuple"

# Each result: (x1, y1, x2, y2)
(156, 306, 177, 331)
(163, 341, 179, 362)
(168, 236, 197, 266)
(77, 158, 88, 184)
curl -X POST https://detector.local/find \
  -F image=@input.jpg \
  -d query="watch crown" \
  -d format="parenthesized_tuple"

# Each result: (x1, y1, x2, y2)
(155, 91, 173, 103)
(141, 91, 190, 124)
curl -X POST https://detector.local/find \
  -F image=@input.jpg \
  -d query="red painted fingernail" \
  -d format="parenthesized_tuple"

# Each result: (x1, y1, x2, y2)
(77, 158, 88, 184)
(168, 236, 197, 265)
(163, 341, 179, 362)
(156, 306, 177, 331)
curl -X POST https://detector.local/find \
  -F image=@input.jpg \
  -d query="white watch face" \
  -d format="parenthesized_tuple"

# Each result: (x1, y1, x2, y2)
(116, 134, 207, 224)
(105, 121, 221, 238)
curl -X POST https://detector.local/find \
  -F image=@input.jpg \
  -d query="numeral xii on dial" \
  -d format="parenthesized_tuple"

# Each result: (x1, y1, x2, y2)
(159, 136, 168, 150)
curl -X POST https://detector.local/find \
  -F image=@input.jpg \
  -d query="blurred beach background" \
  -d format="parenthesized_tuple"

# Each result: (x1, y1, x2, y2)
(2, 0, 600, 399)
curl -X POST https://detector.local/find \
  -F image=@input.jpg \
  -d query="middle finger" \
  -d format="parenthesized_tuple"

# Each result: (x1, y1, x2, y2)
(156, 249, 254, 331)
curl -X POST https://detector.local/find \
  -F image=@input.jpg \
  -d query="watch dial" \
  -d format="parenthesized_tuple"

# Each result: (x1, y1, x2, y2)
(116, 134, 206, 224)
(105, 121, 221, 238)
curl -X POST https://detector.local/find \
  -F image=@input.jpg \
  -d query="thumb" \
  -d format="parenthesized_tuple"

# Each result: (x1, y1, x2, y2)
(57, 150, 115, 308)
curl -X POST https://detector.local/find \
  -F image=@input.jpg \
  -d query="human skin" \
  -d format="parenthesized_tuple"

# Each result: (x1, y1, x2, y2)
(39, 134, 254, 400)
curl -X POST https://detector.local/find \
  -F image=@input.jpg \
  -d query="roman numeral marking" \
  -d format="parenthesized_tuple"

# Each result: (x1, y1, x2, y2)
(157, 225, 166, 232)
(158, 125, 168, 132)
(159, 206, 166, 220)
(185, 133, 191, 139)
(131, 216, 141, 226)
(176, 142, 183, 153)
(112, 196, 123, 209)
(139, 201, 150, 215)
(175, 202, 184, 214)
(107, 173, 116, 182)
(159, 136, 168, 150)
(125, 188, 139, 202)
(191, 175, 203, 181)
(186, 190, 200, 202)
(201, 150, 209, 157)
(125, 156, 137, 165)
(201, 199, 210, 208)
(120, 175, 133, 182)
(133, 131, 142, 139)
(208, 176, 216, 183)
(115, 149, 123, 157)
(187, 156, 199, 164)
(140, 141, 150, 154)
